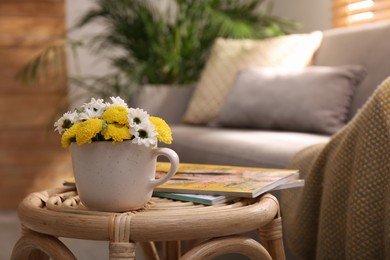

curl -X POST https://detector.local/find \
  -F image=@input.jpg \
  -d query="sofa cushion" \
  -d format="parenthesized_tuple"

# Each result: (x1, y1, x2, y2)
(181, 31, 323, 125)
(217, 65, 367, 134)
(166, 125, 330, 169)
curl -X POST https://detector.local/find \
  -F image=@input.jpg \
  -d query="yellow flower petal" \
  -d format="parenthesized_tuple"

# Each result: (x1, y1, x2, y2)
(149, 116, 172, 144)
(76, 118, 104, 145)
(102, 105, 128, 125)
(61, 122, 81, 148)
(102, 123, 131, 142)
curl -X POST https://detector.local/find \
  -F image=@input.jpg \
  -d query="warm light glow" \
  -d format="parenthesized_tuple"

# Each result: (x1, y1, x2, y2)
(347, 0, 374, 11)
(333, 0, 390, 27)
(347, 11, 374, 22)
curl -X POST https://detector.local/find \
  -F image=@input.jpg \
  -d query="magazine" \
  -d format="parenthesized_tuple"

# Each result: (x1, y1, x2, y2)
(152, 192, 236, 205)
(153, 179, 304, 205)
(153, 163, 299, 198)
(63, 163, 301, 201)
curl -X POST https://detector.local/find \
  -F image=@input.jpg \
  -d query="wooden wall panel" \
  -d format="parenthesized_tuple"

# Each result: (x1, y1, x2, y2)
(0, 92, 67, 128)
(0, 0, 72, 208)
(0, 2, 65, 17)
(0, 17, 65, 36)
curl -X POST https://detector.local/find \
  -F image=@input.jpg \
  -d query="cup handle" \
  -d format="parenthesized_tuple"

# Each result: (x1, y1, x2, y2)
(149, 147, 180, 188)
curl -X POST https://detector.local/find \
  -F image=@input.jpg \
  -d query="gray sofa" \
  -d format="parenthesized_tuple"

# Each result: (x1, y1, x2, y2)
(161, 21, 390, 169)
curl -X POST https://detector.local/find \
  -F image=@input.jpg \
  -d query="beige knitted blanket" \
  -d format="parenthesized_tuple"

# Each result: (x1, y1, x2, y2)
(281, 77, 390, 259)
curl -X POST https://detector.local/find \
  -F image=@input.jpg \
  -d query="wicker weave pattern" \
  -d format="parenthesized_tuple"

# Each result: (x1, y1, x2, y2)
(281, 77, 390, 259)
(12, 187, 286, 259)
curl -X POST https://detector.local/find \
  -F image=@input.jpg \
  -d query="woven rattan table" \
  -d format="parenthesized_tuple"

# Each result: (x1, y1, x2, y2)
(11, 186, 285, 260)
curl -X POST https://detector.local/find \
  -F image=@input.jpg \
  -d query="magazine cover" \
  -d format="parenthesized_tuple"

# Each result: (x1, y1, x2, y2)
(154, 163, 299, 198)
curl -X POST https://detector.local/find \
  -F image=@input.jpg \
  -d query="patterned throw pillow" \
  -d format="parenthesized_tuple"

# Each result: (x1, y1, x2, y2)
(182, 31, 323, 125)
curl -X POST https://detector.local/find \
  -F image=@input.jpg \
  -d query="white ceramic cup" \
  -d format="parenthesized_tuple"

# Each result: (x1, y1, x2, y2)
(70, 141, 179, 212)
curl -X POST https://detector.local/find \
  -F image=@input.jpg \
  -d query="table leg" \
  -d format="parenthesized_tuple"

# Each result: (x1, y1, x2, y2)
(109, 241, 136, 260)
(138, 241, 160, 260)
(162, 241, 181, 260)
(181, 235, 271, 260)
(183, 239, 206, 254)
(109, 214, 137, 259)
(258, 216, 286, 260)
(11, 230, 76, 260)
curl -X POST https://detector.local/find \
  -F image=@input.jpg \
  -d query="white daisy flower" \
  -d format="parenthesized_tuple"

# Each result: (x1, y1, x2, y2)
(81, 98, 107, 111)
(80, 98, 107, 118)
(78, 107, 102, 120)
(130, 122, 157, 147)
(127, 108, 150, 127)
(109, 96, 128, 107)
(54, 111, 79, 134)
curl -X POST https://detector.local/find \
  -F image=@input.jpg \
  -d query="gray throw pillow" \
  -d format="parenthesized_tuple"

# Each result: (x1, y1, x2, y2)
(217, 65, 367, 134)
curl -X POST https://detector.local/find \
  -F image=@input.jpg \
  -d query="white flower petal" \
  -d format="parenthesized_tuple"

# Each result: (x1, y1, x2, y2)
(109, 96, 128, 107)
(54, 111, 77, 134)
(81, 98, 107, 111)
(78, 107, 102, 120)
(130, 122, 157, 147)
(128, 108, 150, 127)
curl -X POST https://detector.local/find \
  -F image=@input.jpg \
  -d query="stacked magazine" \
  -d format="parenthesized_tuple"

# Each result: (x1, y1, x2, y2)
(152, 163, 304, 205)
(64, 163, 304, 206)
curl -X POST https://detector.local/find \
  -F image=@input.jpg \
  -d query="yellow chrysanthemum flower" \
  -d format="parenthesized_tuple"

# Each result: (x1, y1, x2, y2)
(149, 116, 172, 144)
(61, 122, 81, 148)
(102, 123, 131, 142)
(76, 118, 104, 145)
(102, 105, 128, 125)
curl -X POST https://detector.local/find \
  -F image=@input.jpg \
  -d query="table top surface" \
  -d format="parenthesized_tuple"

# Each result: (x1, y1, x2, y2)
(18, 187, 279, 242)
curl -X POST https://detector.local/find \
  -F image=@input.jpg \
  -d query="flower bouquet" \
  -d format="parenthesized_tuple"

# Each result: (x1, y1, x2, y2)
(55, 96, 179, 212)
(55, 96, 172, 148)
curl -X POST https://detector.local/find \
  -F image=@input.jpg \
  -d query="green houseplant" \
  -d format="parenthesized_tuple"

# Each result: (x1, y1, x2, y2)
(18, 0, 299, 102)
